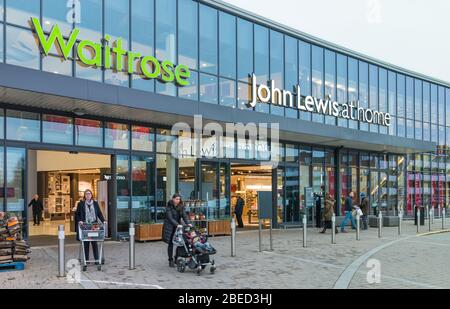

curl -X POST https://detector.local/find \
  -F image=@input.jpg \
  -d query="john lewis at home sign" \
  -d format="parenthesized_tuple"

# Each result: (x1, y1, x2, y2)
(249, 74, 392, 127)
(31, 18, 191, 86)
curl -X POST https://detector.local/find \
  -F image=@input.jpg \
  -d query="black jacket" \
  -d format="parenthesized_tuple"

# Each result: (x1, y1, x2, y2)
(28, 199, 43, 213)
(75, 200, 105, 241)
(234, 198, 244, 216)
(162, 201, 190, 244)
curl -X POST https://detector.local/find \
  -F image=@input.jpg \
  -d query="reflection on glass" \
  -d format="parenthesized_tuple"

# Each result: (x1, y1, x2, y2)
(219, 78, 236, 107)
(105, 122, 129, 150)
(156, 129, 176, 153)
(0, 147, 3, 211)
(199, 4, 217, 74)
(132, 156, 155, 224)
(178, 0, 197, 69)
(116, 155, 130, 233)
(219, 12, 236, 79)
(200, 74, 218, 104)
(75, 118, 102, 147)
(43, 56, 73, 76)
(6, 148, 26, 220)
(132, 126, 154, 152)
(178, 157, 196, 200)
(359, 61, 368, 131)
(157, 154, 176, 215)
(6, 110, 40, 142)
(237, 19, 253, 82)
(0, 110, 4, 139)
(270, 30, 284, 116)
(337, 54, 347, 127)
(325, 50, 336, 125)
(76, 61, 102, 82)
(179, 71, 198, 101)
(156, 0, 176, 63)
(6, 26, 39, 69)
(43, 114, 74, 145)
(6, 0, 39, 28)
(254, 25, 269, 85)
(42, 0, 73, 34)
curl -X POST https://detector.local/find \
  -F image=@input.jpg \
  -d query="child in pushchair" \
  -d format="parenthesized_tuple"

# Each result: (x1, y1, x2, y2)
(173, 226, 217, 275)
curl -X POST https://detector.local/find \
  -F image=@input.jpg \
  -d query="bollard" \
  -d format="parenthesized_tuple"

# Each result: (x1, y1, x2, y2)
(269, 219, 273, 251)
(443, 208, 446, 230)
(438, 205, 442, 219)
(58, 225, 65, 277)
(429, 209, 432, 232)
(129, 223, 136, 270)
(398, 212, 403, 236)
(331, 213, 336, 244)
(231, 218, 236, 257)
(356, 214, 360, 241)
(302, 215, 307, 248)
(258, 219, 262, 252)
(432, 206, 435, 225)
(426, 205, 429, 220)
(417, 208, 421, 233)
(378, 212, 382, 238)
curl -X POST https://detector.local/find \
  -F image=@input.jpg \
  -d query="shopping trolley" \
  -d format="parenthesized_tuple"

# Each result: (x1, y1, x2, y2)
(78, 222, 105, 271)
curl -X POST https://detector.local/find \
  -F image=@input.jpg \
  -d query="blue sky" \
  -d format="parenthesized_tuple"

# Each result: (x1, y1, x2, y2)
(223, 0, 450, 84)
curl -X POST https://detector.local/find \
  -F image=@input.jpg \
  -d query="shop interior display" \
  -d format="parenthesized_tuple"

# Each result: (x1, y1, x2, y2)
(0, 216, 31, 265)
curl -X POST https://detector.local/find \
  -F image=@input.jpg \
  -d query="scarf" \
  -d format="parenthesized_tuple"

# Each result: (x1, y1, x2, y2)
(85, 200, 97, 224)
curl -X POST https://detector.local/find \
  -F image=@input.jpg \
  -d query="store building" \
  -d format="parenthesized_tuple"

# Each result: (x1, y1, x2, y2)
(0, 0, 448, 241)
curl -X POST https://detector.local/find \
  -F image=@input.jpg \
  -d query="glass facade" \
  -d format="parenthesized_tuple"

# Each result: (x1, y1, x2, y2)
(0, 0, 449, 237)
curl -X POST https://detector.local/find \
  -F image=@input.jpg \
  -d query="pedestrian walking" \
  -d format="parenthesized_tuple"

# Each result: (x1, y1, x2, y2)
(340, 192, 357, 233)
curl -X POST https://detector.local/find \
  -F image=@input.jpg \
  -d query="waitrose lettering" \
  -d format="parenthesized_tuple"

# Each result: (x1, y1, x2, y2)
(31, 18, 190, 86)
(249, 74, 391, 127)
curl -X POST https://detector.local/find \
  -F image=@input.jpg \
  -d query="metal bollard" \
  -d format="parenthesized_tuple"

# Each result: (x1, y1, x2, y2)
(432, 206, 435, 225)
(443, 208, 446, 230)
(231, 218, 236, 257)
(258, 219, 262, 252)
(378, 212, 382, 238)
(269, 219, 273, 251)
(417, 208, 421, 233)
(129, 223, 136, 270)
(331, 214, 336, 244)
(356, 214, 360, 241)
(438, 205, 442, 219)
(426, 205, 429, 220)
(58, 225, 65, 277)
(302, 215, 307, 248)
(398, 212, 403, 236)
(429, 209, 432, 232)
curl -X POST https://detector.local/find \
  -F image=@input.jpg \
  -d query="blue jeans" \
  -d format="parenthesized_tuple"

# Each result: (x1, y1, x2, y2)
(341, 211, 356, 231)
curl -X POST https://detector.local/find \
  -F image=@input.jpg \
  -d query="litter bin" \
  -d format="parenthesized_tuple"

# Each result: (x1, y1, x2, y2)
(414, 206, 425, 226)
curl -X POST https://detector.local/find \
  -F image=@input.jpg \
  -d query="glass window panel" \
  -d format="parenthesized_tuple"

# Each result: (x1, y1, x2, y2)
(312, 46, 324, 123)
(178, 70, 198, 101)
(379, 68, 388, 134)
(299, 41, 312, 121)
(388, 71, 396, 116)
(6, 148, 25, 217)
(0, 110, 3, 139)
(431, 84, 438, 124)
(415, 121, 422, 141)
(423, 122, 431, 141)
(43, 55, 73, 76)
(254, 25, 269, 85)
(423, 82, 430, 123)
(397, 117, 406, 138)
(6, 110, 40, 142)
(156, 0, 176, 63)
(178, 0, 197, 70)
(131, 156, 155, 224)
(105, 122, 129, 150)
(337, 54, 348, 127)
(0, 1, 3, 22)
(6, 26, 39, 70)
(132, 126, 154, 152)
(270, 30, 284, 116)
(132, 74, 154, 92)
(325, 50, 336, 125)
(285, 144, 298, 162)
(348, 58, 358, 129)
(156, 154, 176, 214)
(200, 74, 218, 104)
(369, 65, 378, 133)
(0, 147, 2, 212)
(105, 0, 130, 87)
(219, 12, 236, 79)
(156, 128, 176, 153)
(397, 74, 405, 118)
(438, 86, 445, 126)
(6, 0, 39, 28)
(406, 77, 414, 120)
(43, 0, 73, 34)
(219, 78, 236, 108)
(0, 23, 3, 62)
(415, 79, 423, 122)
(237, 19, 253, 82)
(237, 82, 251, 110)
(75, 118, 102, 147)
(439, 126, 445, 148)
(446, 88, 450, 127)
(359, 61, 369, 131)
(199, 4, 217, 74)
(156, 81, 176, 97)
(431, 124, 438, 143)
(285, 36, 298, 119)
(42, 114, 73, 145)
(406, 119, 414, 139)
(116, 155, 130, 233)
(76, 62, 102, 82)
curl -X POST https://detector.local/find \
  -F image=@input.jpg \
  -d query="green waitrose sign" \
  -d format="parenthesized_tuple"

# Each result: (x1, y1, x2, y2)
(31, 17, 191, 86)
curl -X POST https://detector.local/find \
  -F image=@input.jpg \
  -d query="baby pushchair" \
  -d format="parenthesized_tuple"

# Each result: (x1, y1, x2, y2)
(173, 226, 217, 276)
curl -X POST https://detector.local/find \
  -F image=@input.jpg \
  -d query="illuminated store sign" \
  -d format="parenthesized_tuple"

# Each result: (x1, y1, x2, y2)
(31, 17, 191, 86)
(249, 74, 391, 127)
